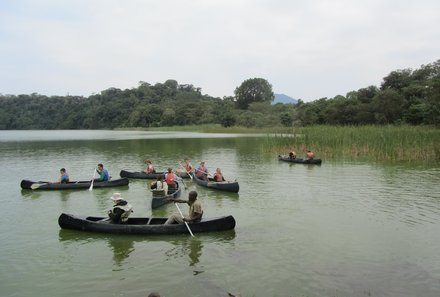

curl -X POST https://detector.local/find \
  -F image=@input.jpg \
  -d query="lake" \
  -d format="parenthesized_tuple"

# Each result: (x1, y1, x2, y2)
(1, 130, 439, 297)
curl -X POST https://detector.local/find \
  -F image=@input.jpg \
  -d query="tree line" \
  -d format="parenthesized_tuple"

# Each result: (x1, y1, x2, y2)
(0, 60, 439, 130)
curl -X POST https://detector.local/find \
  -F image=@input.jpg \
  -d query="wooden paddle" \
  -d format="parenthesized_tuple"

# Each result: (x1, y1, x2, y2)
(194, 168, 212, 179)
(178, 162, 193, 180)
(175, 203, 194, 237)
(176, 163, 191, 189)
(89, 169, 96, 191)
(30, 182, 48, 190)
(179, 177, 188, 190)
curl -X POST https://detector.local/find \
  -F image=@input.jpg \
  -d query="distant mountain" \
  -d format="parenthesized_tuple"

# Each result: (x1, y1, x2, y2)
(273, 93, 298, 105)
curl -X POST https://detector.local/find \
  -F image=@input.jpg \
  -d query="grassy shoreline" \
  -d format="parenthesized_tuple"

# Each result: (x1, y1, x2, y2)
(117, 124, 290, 134)
(118, 125, 439, 162)
(268, 125, 440, 162)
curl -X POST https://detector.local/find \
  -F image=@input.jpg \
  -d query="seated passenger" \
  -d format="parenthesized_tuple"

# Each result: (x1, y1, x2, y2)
(51, 168, 70, 184)
(107, 193, 133, 223)
(306, 150, 315, 160)
(151, 174, 168, 194)
(195, 161, 208, 181)
(213, 168, 226, 182)
(288, 150, 296, 159)
(165, 168, 178, 192)
(144, 160, 156, 174)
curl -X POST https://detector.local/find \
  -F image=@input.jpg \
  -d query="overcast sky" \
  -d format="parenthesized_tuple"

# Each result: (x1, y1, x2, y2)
(1, 0, 439, 101)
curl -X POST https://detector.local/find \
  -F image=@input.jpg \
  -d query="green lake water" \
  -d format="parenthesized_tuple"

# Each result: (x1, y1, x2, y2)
(1, 130, 439, 297)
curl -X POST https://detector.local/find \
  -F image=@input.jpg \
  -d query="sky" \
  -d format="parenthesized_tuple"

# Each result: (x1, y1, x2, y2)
(0, 0, 439, 102)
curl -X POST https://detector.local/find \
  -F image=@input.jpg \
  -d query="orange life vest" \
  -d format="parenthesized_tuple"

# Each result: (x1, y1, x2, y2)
(166, 173, 175, 185)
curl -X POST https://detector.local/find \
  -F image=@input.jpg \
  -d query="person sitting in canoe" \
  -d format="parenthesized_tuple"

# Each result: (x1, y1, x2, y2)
(289, 150, 296, 159)
(178, 158, 193, 174)
(144, 160, 156, 174)
(107, 193, 133, 223)
(306, 150, 315, 160)
(165, 167, 178, 192)
(195, 161, 209, 181)
(51, 168, 70, 184)
(95, 163, 110, 181)
(150, 174, 168, 193)
(165, 191, 203, 225)
(213, 168, 226, 182)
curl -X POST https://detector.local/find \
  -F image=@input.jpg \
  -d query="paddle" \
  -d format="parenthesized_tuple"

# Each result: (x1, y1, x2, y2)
(175, 203, 194, 237)
(176, 163, 191, 189)
(30, 182, 48, 190)
(179, 176, 188, 190)
(193, 168, 213, 181)
(89, 169, 96, 191)
(178, 162, 193, 180)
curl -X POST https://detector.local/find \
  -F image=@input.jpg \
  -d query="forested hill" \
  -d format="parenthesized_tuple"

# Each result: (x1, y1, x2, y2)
(0, 81, 232, 129)
(1, 60, 440, 129)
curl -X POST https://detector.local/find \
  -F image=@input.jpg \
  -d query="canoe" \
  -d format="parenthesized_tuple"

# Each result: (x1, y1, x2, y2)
(20, 178, 129, 190)
(278, 155, 322, 165)
(120, 170, 190, 179)
(151, 182, 182, 209)
(191, 173, 239, 193)
(58, 213, 236, 235)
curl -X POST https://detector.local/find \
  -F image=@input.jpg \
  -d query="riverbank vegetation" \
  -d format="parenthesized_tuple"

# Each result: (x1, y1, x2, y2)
(1, 61, 439, 161)
(1, 60, 439, 130)
(268, 125, 440, 162)
(121, 124, 439, 162)
(120, 124, 288, 134)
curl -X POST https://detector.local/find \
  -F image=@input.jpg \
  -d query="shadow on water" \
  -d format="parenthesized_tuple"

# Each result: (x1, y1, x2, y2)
(207, 191, 239, 200)
(20, 189, 45, 200)
(58, 229, 236, 268)
(20, 189, 75, 202)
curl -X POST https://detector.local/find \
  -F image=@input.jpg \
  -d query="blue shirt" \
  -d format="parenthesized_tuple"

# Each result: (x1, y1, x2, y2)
(60, 174, 69, 183)
(99, 169, 109, 181)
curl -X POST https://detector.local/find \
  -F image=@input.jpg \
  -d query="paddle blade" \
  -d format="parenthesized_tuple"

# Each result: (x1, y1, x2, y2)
(30, 183, 41, 190)
(89, 169, 96, 191)
(175, 203, 194, 237)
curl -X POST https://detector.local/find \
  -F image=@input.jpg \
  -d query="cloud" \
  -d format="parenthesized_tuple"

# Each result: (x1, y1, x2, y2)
(1, 0, 439, 101)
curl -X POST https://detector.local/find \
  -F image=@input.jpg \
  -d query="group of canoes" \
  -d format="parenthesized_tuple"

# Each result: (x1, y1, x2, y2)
(24, 153, 322, 236)
(21, 160, 238, 236)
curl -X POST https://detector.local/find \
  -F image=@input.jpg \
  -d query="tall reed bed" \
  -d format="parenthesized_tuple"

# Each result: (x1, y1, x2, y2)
(267, 125, 440, 162)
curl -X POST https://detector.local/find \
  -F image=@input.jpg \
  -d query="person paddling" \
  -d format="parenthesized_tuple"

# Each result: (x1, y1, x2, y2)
(195, 161, 209, 181)
(96, 163, 110, 181)
(178, 158, 193, 175)
(165, 191, 203, 225)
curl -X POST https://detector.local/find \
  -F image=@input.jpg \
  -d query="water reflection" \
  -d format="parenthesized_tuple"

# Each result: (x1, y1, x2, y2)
(165, 230, 236, 274)
(20, 189, 44, 200)
(107, 237, 135, 267)
(20, 189, 73, 201)
(58, 229, 236, 268)
(188, 238, 202, 267)
(165, 238, 204, 273)
(58, 229, 136, 267)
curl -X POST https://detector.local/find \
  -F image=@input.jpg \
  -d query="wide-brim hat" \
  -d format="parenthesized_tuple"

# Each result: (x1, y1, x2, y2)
(110, 193, 123, 201)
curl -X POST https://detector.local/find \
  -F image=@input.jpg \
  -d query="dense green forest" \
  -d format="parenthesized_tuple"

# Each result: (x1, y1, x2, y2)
(0, 60, 439, 129)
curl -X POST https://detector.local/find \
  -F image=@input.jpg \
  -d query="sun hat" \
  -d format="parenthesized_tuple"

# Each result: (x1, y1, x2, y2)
(110, 193, 123, 201)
